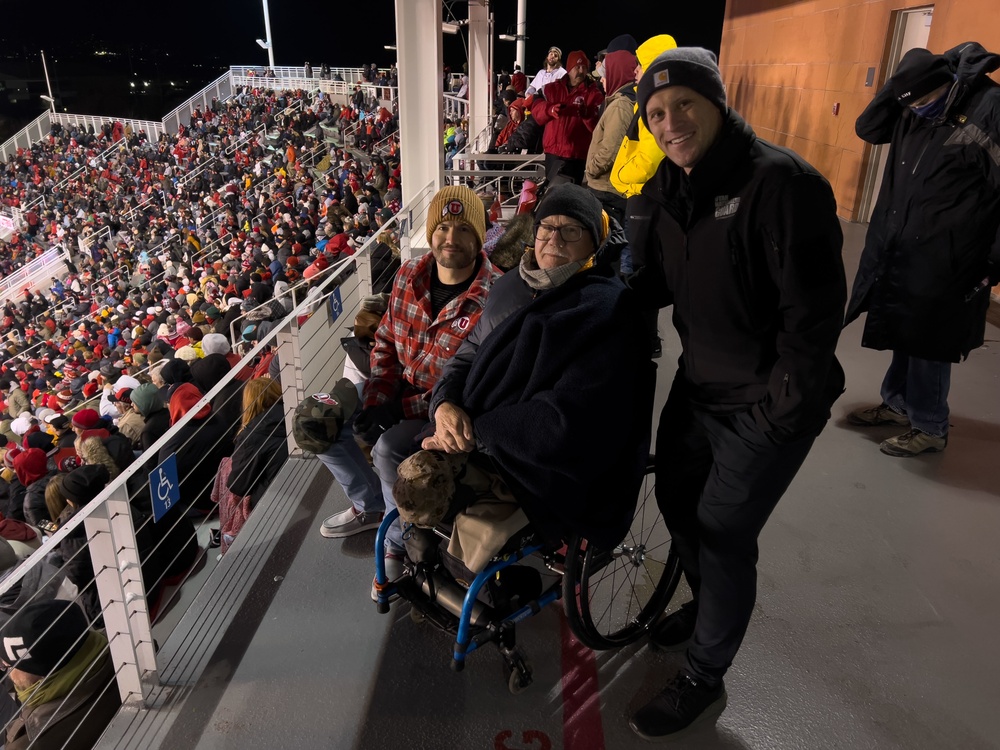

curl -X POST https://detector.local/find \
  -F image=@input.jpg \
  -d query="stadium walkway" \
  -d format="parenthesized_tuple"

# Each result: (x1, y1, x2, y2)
(98, 221, 1000, 750)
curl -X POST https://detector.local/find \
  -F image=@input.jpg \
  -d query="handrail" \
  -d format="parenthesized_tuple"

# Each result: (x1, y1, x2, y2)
(161, 70, 233, 135)
(49, 112, 165, 140)
(0, 111, 50, 162)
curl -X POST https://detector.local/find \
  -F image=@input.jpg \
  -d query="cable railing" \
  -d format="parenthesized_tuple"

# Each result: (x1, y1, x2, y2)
(0, 180, 435, 733)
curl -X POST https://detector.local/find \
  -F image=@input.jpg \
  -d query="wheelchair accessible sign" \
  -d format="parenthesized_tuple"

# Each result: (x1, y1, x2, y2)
(150, 453, 181, 522)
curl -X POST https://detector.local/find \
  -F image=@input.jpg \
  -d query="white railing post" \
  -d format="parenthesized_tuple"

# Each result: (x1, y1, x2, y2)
(277, 319, 305, 458)
(83, 483, 159, 705)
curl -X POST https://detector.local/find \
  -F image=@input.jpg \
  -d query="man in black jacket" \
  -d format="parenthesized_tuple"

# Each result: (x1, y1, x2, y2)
(846, 43, 1000, 456)
(626, 48, 846, 739)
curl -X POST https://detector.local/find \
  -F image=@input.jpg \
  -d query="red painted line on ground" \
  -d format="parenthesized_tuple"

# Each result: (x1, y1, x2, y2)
(560, 610, 605, 750)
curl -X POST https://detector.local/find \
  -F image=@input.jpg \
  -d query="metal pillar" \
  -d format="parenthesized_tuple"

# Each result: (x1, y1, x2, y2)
(261, 0, 276, 68)
(84, 485, 158, 704)
(468, 1, 491, 150)
(40, 50, 55, 112)
(396, 0, 443, 210)
(516, 0, 527, 72)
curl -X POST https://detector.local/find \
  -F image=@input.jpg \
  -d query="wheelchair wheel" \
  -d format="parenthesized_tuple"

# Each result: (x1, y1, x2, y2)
(563, 462, 681, 650)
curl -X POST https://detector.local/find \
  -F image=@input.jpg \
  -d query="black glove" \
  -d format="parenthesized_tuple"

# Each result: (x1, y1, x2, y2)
(354, 402, 403, 444)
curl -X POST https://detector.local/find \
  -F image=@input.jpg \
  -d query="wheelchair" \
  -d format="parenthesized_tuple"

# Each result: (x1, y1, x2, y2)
(373, 457, 682, 693)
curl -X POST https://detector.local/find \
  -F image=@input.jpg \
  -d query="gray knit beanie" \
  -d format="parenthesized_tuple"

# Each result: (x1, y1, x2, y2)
(638, 47, 728, 127)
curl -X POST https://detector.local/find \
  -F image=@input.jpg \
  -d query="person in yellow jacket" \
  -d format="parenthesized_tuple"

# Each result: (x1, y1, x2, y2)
(609, 34, 678, 199)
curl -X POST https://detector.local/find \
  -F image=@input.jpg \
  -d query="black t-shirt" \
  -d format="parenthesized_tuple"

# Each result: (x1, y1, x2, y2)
(430, 259, 479, 318)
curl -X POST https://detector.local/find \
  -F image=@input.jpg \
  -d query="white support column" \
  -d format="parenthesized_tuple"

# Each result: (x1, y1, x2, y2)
(84, 485, 158, 704)
(468, 1, 491, 150)
(395, 0, 443, 208)
(516, 0, 527, 72)
(277, 321, 304, 458)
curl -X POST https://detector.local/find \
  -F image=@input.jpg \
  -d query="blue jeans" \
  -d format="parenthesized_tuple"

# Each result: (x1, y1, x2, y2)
(371, 419, 430, 554)
(880, 351, 951, 437)
(315, 399, 384, 515)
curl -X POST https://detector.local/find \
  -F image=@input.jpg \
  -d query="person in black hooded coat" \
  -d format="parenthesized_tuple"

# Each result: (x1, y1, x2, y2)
(190, 354, 243, 441)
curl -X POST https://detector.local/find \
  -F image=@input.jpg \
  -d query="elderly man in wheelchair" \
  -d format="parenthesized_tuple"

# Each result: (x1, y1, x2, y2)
(372, 185, 678, 690)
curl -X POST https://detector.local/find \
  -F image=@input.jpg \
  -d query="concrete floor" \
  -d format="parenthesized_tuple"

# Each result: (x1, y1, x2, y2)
(101, 221, 1000, 749)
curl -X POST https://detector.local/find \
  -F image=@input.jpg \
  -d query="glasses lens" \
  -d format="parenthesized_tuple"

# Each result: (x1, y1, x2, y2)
(534, 223, 553, 241)
(561, 225, 583, 242)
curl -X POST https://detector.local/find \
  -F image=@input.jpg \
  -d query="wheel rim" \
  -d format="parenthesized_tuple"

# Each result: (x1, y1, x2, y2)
(570, 467, 679, 647)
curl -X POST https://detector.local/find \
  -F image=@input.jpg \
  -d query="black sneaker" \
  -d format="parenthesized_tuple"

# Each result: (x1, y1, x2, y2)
(629, 672, 727, 741)
(650, 601, 697, 651)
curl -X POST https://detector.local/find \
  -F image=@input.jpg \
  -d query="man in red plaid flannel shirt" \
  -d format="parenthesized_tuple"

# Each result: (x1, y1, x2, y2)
(317, 186, 500, 583)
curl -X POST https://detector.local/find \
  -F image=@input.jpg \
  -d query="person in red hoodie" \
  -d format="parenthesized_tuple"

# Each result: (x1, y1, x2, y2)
(531, 50, 605, 186)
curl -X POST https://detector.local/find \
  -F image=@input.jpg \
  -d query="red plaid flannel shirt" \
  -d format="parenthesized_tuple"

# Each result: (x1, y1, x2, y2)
(363, 251, 500, 419)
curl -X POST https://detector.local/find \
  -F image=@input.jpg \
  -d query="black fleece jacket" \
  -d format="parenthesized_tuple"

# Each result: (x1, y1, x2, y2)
(627, 110, 846, 441)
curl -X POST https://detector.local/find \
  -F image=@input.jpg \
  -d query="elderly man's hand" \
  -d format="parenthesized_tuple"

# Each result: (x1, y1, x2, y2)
(425, 401, 475, 454)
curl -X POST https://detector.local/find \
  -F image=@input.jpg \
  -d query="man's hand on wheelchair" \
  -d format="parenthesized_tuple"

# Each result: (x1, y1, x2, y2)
(424, 401, 475, 454)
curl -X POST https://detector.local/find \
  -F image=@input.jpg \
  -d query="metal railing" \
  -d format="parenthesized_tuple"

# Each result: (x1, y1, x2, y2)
(161, 71, 234, 136)
(0, 180, 437, 733)
(444, 93, 469, 122)
(231, 75, 397, 109)
(48, 113, 165, 141)
(0, 111, 51, 162)
(0, 244, 70, 301)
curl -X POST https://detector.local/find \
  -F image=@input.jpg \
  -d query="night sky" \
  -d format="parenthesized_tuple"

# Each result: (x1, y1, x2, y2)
(0, 1, 725, 136)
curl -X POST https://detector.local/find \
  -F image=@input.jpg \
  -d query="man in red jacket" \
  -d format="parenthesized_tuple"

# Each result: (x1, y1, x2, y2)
(531, 50, 604, 186)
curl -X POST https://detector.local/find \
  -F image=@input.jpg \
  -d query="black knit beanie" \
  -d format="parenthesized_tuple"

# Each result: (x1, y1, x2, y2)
(62, 464, 111, 505)
(534, 184, 607, 250)
(607, 34, 638, 54)
(638, 47, 728, 128)
(891, 49, 954, 104)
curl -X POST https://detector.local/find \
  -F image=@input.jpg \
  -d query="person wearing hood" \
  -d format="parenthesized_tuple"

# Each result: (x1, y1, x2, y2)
(13, 448, 58, 527)
(609, 33, 678, 199)
(158, 358, 194, 398)
(130, 382, 171, 452)
(584, 35, 639, 227)
(846, 42, 1000, 457)
(1, 448, 28, 522)
(159, 383, 234, 514)
(190, 353, 243, 438)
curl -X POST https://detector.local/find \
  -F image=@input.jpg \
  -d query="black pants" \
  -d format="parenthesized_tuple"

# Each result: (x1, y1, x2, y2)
(655, 375, 819, 684)
(543, 154, 584, 186)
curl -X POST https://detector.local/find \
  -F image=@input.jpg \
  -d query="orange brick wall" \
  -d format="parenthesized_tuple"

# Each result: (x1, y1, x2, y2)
(720, 0, 1000, 221)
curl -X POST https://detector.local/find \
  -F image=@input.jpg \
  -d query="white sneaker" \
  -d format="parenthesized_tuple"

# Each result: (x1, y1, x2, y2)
(320, 507, 383, 538)
(371, 553, 406, 603)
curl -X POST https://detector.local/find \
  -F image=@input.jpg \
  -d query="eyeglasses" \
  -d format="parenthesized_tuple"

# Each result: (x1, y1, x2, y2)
(535, 222, 585, 243)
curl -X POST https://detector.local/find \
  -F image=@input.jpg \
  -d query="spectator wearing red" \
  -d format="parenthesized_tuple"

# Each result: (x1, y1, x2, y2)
(531, 50, 605, 186)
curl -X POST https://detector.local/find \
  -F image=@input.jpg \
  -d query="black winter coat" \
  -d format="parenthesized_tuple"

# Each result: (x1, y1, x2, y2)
(455, 268, 654, 549)
(847, 42, 1000, 362)
(627, 111, 847, 441)
(159, 411, 234, 513)
(227, 401, 289, 506)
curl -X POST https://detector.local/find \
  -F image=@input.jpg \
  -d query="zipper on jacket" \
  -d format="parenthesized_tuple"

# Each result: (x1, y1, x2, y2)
(765, 228, 783, 270)
(911, 142, 930, 176)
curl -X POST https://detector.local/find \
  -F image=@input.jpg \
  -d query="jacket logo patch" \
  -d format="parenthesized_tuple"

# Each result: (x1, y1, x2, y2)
(714, 196, 740, 219)
(453, 316, 471, 332)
